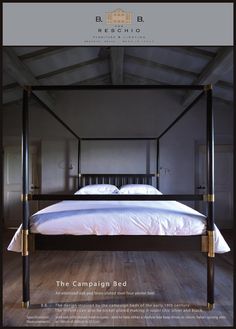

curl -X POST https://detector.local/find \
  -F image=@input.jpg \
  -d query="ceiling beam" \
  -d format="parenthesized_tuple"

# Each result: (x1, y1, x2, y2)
(124, 73, 166, 85)
(3, 57, 108, 87)
(19, 46, 71, 62)
(72, 74, 111, 85)
(124, 73, 233, 105)
(182, 47, 233, 106)
(166, 46, 215, 60)
(126, 54, 196, 79)
(110, 47, 124, 85)
(3, 48, 55, 109)
(3, 58, 109, 104)
(125, 54, 232, 103)
(36, 57, 107, 81)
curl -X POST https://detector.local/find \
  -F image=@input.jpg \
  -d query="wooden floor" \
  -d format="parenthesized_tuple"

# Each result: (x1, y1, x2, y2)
(3, 231, 233, 327)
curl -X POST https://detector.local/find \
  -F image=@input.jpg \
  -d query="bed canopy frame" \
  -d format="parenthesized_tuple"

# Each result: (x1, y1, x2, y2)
(21, 84, 215, 310)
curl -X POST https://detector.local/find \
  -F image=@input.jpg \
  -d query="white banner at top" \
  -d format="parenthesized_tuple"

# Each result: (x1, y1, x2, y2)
(3, 2, 234, 46)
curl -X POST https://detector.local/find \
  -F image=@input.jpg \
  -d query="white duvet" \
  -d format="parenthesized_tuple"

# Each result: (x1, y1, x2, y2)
(8, 200, 230, 253)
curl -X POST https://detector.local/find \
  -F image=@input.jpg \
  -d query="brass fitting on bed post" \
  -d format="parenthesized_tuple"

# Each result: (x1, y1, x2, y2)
(21, 194, 27, 202)
(204, 84, 213, 91)
(207, 302, 214, 310)
(22, 229, 29, 256)
(201, 230, 215, 256)
(207, 230, 215, 258)
(22, 301, 30, 309)
(21, 194, 32, 202)
(203, 194, 215, 202)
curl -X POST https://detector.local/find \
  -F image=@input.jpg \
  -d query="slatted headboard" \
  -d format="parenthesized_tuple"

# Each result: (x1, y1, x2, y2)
(78, 174, 155, 188)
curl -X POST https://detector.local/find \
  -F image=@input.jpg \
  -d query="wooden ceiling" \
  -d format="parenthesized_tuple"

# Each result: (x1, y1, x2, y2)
(3, 46, 233, 109)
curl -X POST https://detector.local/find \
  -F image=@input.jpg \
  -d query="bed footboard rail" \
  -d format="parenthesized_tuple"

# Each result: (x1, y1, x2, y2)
(30, 194, 204, 201)
(34, 234, 205, 251)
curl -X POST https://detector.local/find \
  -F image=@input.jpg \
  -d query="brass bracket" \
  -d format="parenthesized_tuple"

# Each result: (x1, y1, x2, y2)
(207, 303, 214, 310)
(204, 84, 213, 91)
(155, 173, 160, 177)
(78, 173, 82, 178)
(208, 230, 215, 258)
(203, 194, 215, 202)
(22, 229, 29, 256)
(21, 194, 26, 202)
(201, 231, 215, 257)
(201, 235, 208, 252)
(21, 194, 32, 202)
(22, 301, 30, 309)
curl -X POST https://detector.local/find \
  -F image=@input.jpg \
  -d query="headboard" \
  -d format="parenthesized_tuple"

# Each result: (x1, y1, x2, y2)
(77, 174, 155, 188)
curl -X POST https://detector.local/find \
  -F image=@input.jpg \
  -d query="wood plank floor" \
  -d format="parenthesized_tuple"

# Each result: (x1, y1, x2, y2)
(3, 231, 233, 327)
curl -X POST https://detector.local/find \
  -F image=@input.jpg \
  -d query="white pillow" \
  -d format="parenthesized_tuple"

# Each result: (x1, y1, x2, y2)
(75, 184, 119, 195)
(119, 184, 162, 195)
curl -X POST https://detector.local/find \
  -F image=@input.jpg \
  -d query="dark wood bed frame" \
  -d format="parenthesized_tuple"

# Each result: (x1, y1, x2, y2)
(21, 85, 215, 310)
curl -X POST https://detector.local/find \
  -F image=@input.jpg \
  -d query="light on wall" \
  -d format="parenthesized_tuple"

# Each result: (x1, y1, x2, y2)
(160, 166, 171, 175)
(58, 161, 74, 170)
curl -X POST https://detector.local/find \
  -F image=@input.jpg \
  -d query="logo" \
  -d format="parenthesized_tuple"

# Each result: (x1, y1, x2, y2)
(106, 9, 132, 25)
(94, 8, 145, 37)
(96, 9, 144, 24)
(84, 6, 153, 44)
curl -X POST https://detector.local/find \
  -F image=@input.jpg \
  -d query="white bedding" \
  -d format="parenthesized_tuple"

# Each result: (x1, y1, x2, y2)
(8, 200, 230, 253)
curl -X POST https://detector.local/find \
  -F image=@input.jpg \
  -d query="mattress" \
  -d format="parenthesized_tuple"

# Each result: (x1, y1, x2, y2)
(8, 200, 230, 253)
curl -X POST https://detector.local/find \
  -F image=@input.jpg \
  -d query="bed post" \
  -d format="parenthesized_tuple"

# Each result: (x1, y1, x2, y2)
(22, 87, 30, 308)
(205, 84, 215, 310)
(156, 139, 159, 189)
(78, 138, 81, 189)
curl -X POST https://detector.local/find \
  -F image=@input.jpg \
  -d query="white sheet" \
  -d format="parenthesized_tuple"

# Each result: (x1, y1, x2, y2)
(7, 200, 230, 253)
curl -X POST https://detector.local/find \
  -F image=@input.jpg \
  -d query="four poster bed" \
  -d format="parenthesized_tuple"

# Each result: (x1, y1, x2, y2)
(8, 85, 230, 310)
